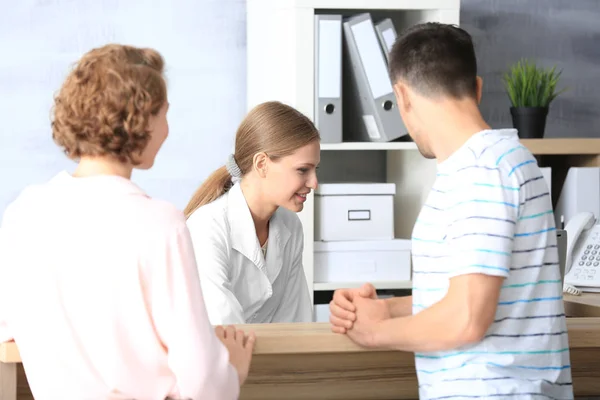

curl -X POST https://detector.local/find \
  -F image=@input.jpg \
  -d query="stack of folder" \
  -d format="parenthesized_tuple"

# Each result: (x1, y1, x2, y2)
(314, 13, 409, 144)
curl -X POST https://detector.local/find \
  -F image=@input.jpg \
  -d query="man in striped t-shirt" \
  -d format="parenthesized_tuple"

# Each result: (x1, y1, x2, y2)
(329, 23, 573, 399)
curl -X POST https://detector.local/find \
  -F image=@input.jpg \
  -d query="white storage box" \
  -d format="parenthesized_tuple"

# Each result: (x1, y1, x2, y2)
(315, 183, 395, 241)
(314, 239, 411, 283)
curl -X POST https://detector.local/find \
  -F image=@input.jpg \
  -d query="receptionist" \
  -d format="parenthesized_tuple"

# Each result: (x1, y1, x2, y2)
(185, 101, 320, 325)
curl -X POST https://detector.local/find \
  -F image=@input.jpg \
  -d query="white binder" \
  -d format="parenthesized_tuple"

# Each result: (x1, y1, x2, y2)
(375, 18, 398, 63)
(314, 14, 342, 143)
(343, 13, 407, 142)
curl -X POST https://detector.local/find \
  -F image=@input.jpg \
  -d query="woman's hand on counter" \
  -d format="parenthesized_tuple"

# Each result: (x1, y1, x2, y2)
(329, 283, 378, 334)
(215, 325, 256, 386)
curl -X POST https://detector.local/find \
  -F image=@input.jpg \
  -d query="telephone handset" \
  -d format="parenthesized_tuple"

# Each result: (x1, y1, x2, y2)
(563, 211, 600, 295)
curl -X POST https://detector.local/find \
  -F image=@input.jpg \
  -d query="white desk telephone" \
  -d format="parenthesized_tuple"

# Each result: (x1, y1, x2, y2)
(563, 211, 600, 295)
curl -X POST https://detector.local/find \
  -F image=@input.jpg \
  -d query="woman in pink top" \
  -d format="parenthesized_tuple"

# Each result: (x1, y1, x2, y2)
(0, 44, 253, 400)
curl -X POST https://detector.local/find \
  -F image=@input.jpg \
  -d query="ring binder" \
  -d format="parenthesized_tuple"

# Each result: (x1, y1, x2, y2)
(314, 14, 343, 143)
(342, 13, 408, 142)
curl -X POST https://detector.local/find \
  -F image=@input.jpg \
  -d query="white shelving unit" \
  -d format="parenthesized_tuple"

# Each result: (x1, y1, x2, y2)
(320, 142, 418, 151)
(247, 0, 461, 304)
(314, 280, 413, 291)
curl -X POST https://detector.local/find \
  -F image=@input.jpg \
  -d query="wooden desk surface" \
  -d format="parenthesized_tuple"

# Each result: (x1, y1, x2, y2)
(3, 315, 600, 361)
(3, 295, 600, 399)
(564, 292, 600, 318)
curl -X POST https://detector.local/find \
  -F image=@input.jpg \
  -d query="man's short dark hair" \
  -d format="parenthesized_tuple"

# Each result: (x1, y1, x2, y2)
(389, 22, 478, 99)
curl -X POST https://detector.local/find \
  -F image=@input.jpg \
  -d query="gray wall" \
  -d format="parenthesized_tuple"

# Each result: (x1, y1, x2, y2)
(460, 0, 600, 138)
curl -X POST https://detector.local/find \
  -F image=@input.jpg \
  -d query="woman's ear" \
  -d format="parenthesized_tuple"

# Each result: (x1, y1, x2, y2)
(253, 152, 268, 178)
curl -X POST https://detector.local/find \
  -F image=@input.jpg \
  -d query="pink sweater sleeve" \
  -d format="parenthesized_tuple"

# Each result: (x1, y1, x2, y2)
(145, 222, 240, 400)
(0, 304, 12, 343)
(0, 227, 14, 343)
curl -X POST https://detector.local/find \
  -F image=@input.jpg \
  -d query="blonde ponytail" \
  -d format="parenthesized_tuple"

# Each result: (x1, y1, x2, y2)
(184, 166, 232, 218)
(184, 101, 319, 219)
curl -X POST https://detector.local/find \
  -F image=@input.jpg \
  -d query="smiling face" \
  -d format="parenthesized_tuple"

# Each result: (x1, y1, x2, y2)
(261, 139, 320, 212)
(229, 101, 321, 214)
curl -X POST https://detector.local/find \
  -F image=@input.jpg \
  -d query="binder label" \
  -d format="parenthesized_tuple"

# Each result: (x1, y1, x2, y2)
(382, 28, 396, 53)
(362, 115, 381, 140)
(317, 19, 342, 99)
(351, 19, 393, 99)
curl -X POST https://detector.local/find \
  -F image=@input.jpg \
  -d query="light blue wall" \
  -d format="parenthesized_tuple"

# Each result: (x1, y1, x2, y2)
(0, 0, 247, 215)
(2, 0, 599, 217)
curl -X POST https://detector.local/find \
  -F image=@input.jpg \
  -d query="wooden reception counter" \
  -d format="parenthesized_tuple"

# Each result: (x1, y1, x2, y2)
(3, 294, 600, 400)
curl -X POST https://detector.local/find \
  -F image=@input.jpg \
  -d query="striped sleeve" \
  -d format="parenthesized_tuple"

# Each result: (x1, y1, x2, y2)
(445, 167, 520, 279)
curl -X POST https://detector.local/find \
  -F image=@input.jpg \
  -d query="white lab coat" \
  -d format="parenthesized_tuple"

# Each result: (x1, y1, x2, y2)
(186, 183, 312, 325)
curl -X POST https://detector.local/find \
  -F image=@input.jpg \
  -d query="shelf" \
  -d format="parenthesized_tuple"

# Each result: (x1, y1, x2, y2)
(254, 0, 459, 11)
(320, 142, 417, 151)
(521, 138, 600, 155)
(320, 139, 600, 155)
(314, 280, 412, 291)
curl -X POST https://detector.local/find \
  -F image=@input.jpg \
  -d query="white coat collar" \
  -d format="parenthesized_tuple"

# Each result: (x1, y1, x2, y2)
(227, 184, 291, 283)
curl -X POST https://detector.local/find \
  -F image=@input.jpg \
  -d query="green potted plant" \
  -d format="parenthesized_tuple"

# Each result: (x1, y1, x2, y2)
(503, 58, 565, 139)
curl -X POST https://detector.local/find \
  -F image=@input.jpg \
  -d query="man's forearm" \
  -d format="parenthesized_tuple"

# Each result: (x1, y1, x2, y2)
(384, 295, 412, 318)
(372, 297, 484, 353)
(367, 275, 502, 352)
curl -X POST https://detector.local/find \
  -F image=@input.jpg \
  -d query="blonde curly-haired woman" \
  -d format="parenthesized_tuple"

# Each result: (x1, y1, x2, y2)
(0, 44, 253, 400)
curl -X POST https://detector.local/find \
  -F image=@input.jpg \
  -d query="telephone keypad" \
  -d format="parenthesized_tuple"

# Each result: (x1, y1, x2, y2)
(574, 234, 600, 281)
